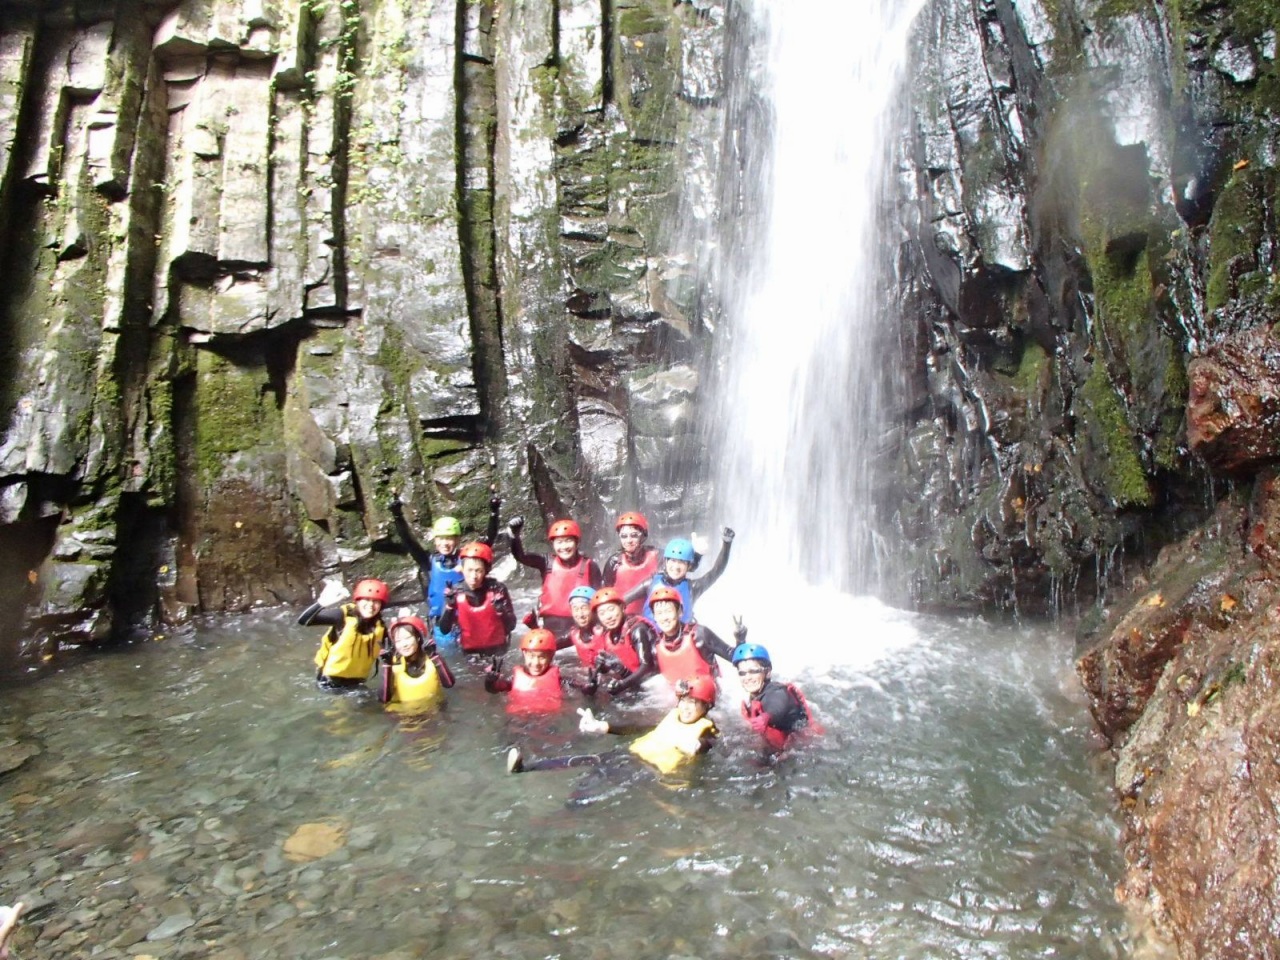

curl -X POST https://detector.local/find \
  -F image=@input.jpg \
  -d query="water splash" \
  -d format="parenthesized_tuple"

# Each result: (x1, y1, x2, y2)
(709, 0, 927, 591)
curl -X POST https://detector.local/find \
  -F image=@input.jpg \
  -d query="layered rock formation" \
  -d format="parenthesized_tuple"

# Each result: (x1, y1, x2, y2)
(0, 0, 726, 650)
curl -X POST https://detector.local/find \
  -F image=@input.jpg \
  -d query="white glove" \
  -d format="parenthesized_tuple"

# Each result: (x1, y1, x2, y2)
(577, 707, 610, 735)
(690, 532, 709, 555)
(317, 579, 350, 607)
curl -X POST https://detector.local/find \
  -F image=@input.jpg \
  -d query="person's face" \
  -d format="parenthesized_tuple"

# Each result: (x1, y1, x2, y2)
(434, 536, 458, 556)
(652, 600, 681, 635)
(461, 557, 487, 590)
(664, 558, 690, 581)
(355, 597, 382, 620)
(618, 525, 645, 554)
(570, 600, 593, 628)
(597, 601, 624, 631)
(393, 626, 421, 658)
(677, 695, 710, 723)
(737, 659, 770, 696)
(552, 536, 579, 561)
(523, 649, 553, 676)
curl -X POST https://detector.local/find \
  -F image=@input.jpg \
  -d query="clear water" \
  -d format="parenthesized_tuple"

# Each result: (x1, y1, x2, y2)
(0, 602, 1135, 959)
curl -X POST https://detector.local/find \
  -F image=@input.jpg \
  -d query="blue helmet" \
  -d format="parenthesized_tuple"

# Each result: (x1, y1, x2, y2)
(663, 538, 696, 563)
(568, 586, 597, 605)
(731, 643, 771, 666)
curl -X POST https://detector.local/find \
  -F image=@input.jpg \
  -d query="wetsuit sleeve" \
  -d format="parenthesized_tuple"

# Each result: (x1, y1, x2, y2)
(485, 672, 513, 694)
(695, 624, 737, 664)
(601, 553, 621, 587)
(607, 623, 656, 694)
(697, 721, 719, 754)
(483, 497, 500, 546)
(587, 559, 603, 589)
(689, 537, 733, 601)
(492, 582, 517, 636)
(758, 684, 805, 732)
(298, 603, 345, 627)
(620, 578, 649, 605)
(390, 508, 434, 570)
(435, 596, 458, 634)
(431, 653, 456, 689)
(510, 533, 548, 575)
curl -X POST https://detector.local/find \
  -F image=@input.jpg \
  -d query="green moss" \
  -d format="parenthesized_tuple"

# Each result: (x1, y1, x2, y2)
(193, 351, 282, 485)
(618, 9, 666, 36)
(1080, 364, 1153, 508)
(1012, 341, 1050, 394)
(1154, 350, 1189, 470)
(1206, 167, 1268, 313)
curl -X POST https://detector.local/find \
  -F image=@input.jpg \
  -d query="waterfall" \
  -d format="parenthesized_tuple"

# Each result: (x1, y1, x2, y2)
(696, 0, 928, 661)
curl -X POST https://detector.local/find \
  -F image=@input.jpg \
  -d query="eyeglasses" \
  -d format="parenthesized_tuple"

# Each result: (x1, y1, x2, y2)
(737, 668, 767, 677)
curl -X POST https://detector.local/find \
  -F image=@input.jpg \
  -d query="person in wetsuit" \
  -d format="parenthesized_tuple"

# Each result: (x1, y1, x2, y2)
(380, 615, 456, 707)
(731, 640, 819, 751)
(505, 675, 720, 776)
(509, 515, 602, 637)
(584, 587, 658, 697)
(646, 585, 740, 690)
(484, 628, 568, 714)
(388, 492, 501, 641)
(298, 578, 388, 690)
(434, 541, 517, 657)
(623, 529, 735, 624)
(601, 511, 661, 616)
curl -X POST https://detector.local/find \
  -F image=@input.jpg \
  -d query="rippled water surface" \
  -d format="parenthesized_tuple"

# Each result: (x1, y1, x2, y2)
(1, 600, 1133, 959)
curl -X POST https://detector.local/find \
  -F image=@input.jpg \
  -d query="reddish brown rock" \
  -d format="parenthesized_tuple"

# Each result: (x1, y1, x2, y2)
(1187, 328, 1280, 475)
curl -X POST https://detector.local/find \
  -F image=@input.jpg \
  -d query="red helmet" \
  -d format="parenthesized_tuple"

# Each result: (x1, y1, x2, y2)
(615, 511, 649, 534)
(677, 676, 717, 706)
(458, 541, 494, 566)
(590, 587, 625, 610)
(547, 519, 581, 540)
(520, 628, 558, 653)
(388, 616, 429, 641)
(648, 585, 683, 609)
(352, 578, 389, 602)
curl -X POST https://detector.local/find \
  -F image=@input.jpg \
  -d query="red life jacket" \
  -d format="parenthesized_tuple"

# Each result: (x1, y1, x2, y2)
(612, 547, 660, 615)
(655, 624, 715, 686)
(508, 664, 563, 714)
(539, 556, 594, 619)
(600, 618, 646, 673)
(455, 588, 508, 651)
(570, 624, 607, 668)
(742, 683, 821, 750)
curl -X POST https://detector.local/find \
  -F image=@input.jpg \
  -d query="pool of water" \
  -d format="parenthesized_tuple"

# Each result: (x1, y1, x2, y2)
(0, 596, 1135, 959)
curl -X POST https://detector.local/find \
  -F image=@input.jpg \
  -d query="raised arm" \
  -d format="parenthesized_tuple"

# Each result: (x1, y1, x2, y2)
(388, 498, 434, 569)
(689, 527, 735, 601)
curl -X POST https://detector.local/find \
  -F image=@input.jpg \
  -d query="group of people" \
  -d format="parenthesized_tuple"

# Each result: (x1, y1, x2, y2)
(297, 502, 818, 776)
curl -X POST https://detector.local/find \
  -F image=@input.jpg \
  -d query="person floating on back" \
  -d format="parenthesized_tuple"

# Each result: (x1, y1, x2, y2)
(484, 628, 566, 714)
(602, 511, 661, 616)
(388, 490, 501, 642)
(624, 528, 735, 624)
(298, 578, 388, 690)
(732, 637, 821, 751)
(647, 585, 740, 690)
(509, 515, 602, 637)
(379, 615, 456, 709)
(506, 675, 720, 776)
(434, 541, 517, 657)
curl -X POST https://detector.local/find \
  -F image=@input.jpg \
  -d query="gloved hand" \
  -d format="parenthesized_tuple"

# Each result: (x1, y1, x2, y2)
(605, 679, 622, 694)
(577, 707, 611, 734)
(317, 579, 350, 607)
(747, 711, 771, 734)
(490, 489, 502, 512)
(732, 615, 747, 645)
(690, 532, 709, 555)
(388, 494, 403, 515)
(443, 585, 457, 608)
(595, 651, 628, 677)
(508, 515, 524, 535)
(722, 526, 735, 542)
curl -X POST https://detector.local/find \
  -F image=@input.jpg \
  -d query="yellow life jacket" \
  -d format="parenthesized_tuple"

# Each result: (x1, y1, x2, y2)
(629, 710, 717, 775)
(386, 657, 442, 706)
(314, 604, 385, 680)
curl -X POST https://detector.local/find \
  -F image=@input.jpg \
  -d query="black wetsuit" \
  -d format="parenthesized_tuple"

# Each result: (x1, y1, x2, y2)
(509, 533, 603, 637)
(389, 497, 501, 612)
(594, 618, 659, 695)
(620, 533, 735, 614)
(434, 579, 518, 656)
(747, 680, 810, 736)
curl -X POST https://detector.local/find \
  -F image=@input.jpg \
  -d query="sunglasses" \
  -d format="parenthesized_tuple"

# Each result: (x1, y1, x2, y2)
(737, 667, 767, 677)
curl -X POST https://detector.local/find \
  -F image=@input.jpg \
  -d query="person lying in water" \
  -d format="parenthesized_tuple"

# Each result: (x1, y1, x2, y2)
(298, 578, 388, 690)
(379, 615, 456, 707)
(505, 676, 719, 776)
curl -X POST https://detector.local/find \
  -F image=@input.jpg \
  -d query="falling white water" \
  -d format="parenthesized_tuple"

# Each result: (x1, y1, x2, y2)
(697, 0, 929, 673)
